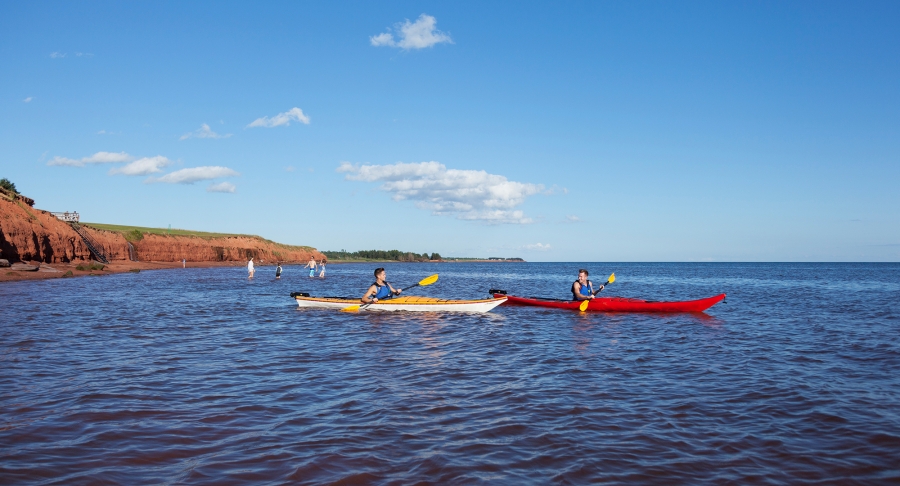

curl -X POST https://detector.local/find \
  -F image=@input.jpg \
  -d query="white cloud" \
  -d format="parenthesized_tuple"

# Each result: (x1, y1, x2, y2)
(75, 52, 94, 58)
(566, 215, 580, 222)
(247, 107, 310, 128)
(337, 161, 542, 224)
(109, 156, 171, 176)
(23, 97, 33, 103)
(50, 52, 66, 58)
(47, 151, 134, 167)
(207, 182, 236, 193)
(370, 33, 395, 47)
(149, 166, 240, 184)
(523, 243, 552, 251)
(180, 123, 232, 140)
(370, 14, 453, 50)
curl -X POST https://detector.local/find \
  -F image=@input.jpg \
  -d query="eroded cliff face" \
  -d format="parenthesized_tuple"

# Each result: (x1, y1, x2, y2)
(129, 234, 324, 263)
(0, 196, 323, 264)
(0, 196, 109, 263)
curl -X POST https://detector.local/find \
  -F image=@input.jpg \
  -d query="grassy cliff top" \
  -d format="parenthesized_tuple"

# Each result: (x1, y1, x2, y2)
(83, 222, 316, 251)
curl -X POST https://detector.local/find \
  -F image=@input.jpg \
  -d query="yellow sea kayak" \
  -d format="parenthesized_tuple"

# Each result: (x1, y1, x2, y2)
(290, 293, 507, 313)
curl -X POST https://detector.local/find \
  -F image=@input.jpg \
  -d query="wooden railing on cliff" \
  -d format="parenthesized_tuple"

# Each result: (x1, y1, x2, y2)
(70, 223, 110, 264)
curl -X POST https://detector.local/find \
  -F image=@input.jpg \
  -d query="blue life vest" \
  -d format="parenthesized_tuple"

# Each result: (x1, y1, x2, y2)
(373, 282, 392, 300)
(572, 279, 593, 300)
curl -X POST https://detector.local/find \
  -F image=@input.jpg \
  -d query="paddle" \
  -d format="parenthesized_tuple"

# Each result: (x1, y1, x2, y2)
(341, 274, 440, 312)
(579, 273, 616, 311)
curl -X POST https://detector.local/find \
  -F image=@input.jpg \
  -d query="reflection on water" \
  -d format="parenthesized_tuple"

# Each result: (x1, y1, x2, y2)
(1, 262, 899, 483)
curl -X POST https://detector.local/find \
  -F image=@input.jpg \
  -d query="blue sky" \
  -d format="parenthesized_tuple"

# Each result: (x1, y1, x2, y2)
(2, 1, 898, 261)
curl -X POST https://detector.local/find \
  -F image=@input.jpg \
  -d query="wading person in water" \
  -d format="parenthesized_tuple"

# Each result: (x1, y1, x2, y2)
(361, 268, 402, 304)
(275, 262, 282, 279)
(572, 269, 603, 301)
(304, 257, 316, 278)
(318, 260, 326, 278)
(247, 258, 255, 279)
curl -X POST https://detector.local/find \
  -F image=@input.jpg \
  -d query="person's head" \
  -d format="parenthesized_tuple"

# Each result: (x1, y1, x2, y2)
(374, 267, 385, 280)
(578, 269, 589, 281)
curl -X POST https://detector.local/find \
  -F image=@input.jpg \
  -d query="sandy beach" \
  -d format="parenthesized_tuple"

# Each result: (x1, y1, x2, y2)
(0, 260, 258, 283)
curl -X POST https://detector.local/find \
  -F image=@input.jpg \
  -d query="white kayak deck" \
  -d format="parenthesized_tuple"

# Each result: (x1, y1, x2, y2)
(293, 295, 507, 313)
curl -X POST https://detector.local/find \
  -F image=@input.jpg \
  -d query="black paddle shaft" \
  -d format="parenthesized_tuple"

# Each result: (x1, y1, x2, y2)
(591, 279, 612, 296)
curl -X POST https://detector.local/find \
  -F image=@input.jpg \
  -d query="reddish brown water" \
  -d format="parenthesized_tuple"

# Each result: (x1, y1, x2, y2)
(1, 263, 898, 483)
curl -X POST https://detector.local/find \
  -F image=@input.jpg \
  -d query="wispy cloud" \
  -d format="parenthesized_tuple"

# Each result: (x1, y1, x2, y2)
(566, 215, 580, 222)
(109, 156, 171, 176)
(337, 161, 543, 224)
(247, 107, 310, 128)
(23, 97, 33, 103)
(148, 166, 240, 184)
(207, 182, 236, 193)
(371, 14, 453, 50)
(522, 243, 552, 251)
(47, 151, 134, 167)
(180, 123, 232, 140)
(50, 52, 93, 58)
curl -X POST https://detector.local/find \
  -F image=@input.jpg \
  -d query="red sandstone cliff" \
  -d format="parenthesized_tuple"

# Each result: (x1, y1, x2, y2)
(0, 196, 323, 264)
(126, 233, 324, 263)
(0, 196, 101, 263)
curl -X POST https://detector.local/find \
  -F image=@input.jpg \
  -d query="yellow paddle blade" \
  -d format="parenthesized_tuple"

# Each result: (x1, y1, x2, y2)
(608, 273, 615, 284)
(341, 305, 361, 312)
(418, 274, 439, 286)
(579, 299, 590, 312)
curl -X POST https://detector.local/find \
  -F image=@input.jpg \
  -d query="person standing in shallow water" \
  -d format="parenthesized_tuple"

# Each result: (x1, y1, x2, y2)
(247, 258, 255, 279)
(318, 260, 326, 278)
(304, 257, 316, 278)
(275, 262, 282, 279)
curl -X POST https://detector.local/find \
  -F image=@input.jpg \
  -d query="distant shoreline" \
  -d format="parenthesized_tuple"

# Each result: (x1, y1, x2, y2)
(0, 258, 528, 283)
(325, 259, 525, 264)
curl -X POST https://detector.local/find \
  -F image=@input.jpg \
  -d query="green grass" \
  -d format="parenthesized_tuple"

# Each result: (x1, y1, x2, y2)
(82, 222, 316, 251)
(84, 223, 251, 239)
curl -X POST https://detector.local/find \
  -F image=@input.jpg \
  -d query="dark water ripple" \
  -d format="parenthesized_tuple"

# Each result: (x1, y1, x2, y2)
(1, 262, 899, 484)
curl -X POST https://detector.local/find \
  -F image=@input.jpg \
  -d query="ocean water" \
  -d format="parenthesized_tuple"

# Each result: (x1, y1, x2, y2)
(1, 262, 898, 484)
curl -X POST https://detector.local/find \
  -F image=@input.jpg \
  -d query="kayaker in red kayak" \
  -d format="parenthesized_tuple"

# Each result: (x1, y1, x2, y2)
(362, 268, 402, 304)
(572, 269, 604, 301)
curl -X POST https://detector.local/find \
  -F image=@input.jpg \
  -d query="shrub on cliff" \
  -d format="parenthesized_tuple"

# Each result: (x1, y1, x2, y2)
(0, 178, 17, 194)
(124, 229, 144, 242)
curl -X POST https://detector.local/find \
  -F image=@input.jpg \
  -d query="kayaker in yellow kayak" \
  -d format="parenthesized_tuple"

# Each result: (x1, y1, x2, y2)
(361, 268, 403, 304)
(572, 269, 604, 301)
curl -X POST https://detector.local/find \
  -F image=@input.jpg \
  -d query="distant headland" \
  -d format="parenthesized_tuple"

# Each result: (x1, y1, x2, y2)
(0, 183, 324, 281)
(0, 182, 523, 282)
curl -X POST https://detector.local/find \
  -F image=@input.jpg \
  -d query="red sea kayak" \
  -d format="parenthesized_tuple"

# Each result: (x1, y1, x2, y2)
(492, 293, 726, 312)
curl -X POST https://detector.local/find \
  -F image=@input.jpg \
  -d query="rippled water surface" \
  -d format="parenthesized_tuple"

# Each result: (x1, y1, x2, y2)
(2, 262, 899, 484)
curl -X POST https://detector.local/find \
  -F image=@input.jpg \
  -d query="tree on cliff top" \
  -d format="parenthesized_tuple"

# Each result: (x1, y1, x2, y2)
(0, 178, 17, 194)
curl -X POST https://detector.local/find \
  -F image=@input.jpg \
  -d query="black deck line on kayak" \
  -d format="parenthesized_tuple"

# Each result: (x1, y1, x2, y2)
(524, 296, 572, 302)
(290, 293, 360, 299)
